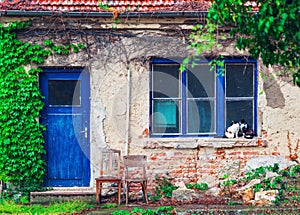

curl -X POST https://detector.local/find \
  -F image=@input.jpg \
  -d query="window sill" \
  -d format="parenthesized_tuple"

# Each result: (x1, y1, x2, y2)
(143, 137, 267, 149)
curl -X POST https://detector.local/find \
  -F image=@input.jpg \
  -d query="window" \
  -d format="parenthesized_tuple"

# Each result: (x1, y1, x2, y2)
(150, 58, 257, 137)
(48, 80, 81, 106)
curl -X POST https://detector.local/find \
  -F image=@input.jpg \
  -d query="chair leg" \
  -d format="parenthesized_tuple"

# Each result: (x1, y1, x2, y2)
(125, 182, 129, 205)
(117, 181, 121, 205)
(99, 182, 102, 204)
(96, 181, 99, 204)
(145, 183, 148, 204)
(141, 181, 148, 204)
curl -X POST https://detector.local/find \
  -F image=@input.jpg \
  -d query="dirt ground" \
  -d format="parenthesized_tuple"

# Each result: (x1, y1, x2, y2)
(78, 195, 300, 215)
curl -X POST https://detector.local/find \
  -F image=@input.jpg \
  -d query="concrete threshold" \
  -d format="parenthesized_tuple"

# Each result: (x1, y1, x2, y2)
(30, 187, 96, 204)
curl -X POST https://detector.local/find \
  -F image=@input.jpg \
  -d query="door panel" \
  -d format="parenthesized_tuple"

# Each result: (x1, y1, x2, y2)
(40, 68, 90, 187)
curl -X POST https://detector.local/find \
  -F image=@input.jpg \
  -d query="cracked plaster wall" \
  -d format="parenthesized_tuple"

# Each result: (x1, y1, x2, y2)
(43, 33, 300, 187)
(87, 35, 300, 187)
(6, 16, 300, 187)
(259, 65, 300, 155)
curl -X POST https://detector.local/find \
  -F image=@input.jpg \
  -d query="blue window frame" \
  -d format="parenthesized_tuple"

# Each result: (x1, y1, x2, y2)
(150, 58, 258, 137)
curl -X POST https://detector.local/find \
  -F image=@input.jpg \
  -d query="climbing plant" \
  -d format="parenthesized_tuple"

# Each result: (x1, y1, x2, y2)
(187, 0, 299, 83)
(0, 21, 85, 195)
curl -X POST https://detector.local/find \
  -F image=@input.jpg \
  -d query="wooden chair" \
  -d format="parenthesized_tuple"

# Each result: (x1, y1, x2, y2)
(95, 149, 122, 204)
(123, 155, 148, 205)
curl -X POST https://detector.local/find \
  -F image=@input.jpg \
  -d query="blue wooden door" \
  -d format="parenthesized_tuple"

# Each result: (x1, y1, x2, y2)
(40, 68, 90, 187)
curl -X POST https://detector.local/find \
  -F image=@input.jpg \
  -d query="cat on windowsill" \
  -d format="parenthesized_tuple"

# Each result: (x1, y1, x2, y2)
(225, 119, 254, 139)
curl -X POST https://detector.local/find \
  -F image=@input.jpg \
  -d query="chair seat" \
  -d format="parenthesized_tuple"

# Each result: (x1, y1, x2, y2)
(95, 176, 121, 181)
(125, 178, 147, 182)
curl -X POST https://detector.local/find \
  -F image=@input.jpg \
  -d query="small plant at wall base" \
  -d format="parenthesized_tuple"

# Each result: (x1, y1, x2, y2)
(112, 206, 175, 215)
(0, 21, 85, 198)
(150, 175, 179, 201)
(219, 163, 300, 206)
(186, 182, 209, 191)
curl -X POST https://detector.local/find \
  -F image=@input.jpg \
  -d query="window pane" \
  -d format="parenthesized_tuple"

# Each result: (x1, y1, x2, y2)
(187, 100, 215, 133)
(226, 100, 253, 128)
(152, 64, 180, 98)
(48, 80, 80, 106)
(153, 100, 180, 134)
(226, 64, 254, 97)
(187, 64, 215, 98)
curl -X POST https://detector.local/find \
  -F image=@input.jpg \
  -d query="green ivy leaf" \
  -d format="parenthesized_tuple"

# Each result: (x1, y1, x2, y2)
(44, 40, 53, 46)
(0, 21, 85, 196)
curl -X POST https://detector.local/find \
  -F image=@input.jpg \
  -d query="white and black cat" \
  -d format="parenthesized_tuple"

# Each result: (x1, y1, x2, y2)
(240, 119, 254, 139)
(225, 121, 240, 138)
(225, 119, 254, 139)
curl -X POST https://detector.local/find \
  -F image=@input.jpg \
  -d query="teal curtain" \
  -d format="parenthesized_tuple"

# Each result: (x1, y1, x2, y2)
(154, 101, 177, 128)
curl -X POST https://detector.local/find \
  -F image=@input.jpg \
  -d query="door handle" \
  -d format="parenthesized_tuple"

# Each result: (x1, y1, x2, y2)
(80, 127, 88, 139)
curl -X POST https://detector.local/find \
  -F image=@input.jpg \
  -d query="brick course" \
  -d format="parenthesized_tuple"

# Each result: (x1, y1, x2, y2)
(143, 139, 276, 190)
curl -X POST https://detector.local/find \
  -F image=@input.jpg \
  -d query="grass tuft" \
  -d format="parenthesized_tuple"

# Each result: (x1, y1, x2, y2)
(0, 199, 94, 214)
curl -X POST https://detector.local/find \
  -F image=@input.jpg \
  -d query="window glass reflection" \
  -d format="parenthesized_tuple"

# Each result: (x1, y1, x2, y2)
(48, 80, 80, 106)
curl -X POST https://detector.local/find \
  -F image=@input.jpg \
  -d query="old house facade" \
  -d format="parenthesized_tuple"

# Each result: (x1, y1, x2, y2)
(0, 0, 299, 190)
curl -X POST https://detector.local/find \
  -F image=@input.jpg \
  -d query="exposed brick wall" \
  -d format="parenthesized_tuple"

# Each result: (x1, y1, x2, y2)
(143, 139, 276, 191)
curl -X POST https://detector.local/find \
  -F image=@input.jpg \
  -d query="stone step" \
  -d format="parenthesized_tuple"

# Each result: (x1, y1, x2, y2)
(30, 188, 96, 204)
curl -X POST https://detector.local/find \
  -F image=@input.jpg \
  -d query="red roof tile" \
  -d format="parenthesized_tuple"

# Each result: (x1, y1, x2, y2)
(0, 0, 212, 13)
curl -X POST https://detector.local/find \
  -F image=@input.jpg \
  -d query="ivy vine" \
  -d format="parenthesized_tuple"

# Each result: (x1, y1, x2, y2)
(0, 21, 85, 195)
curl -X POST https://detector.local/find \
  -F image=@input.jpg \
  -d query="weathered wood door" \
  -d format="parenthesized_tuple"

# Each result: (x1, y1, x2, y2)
(40, 68, 90, 187)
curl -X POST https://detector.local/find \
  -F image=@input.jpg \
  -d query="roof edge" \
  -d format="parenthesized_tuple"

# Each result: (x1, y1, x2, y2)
(0, 10, 208, 18)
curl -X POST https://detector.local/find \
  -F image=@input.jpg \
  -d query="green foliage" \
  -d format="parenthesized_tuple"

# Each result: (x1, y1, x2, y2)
(100, 203, 118, 209)
(150, 175, 178, 201)
(193, 182, 209, 191)
(221, 173, 230, 179)
(221, 164, 285, 191)
(0, 21, 85, 196)
(292, 72, 300, 87)
(112, 210, 132, 215)
(253, 183, 263, 193)
(98, 1, 110, 10)
(0, 199, 94, 214)
(183, 22, 225, 75)
(208, 0, 299, 68)
(113, 206, 174, 215)
(131, 207, 144, 213)
(280, 164, 300, 178)
(220, 178, 237, 187)
(227, 201, 242, 206)
(290, 195, 300, 202)
(0, 21, 46, 195)
(219, 163, 300, 205)
(188, 0, 300, 83)
(2, 183, 52, 203)
(186, 182, 209, 191)
(245, 163, 279, 181)
(0, 173, 9, 183)
(155, 206, 174, 214)
(43, 39, 85, 55)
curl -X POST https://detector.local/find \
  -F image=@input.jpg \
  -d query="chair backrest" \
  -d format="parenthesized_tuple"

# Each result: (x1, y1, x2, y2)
(123, 155, 147, 180)
(99, 149, 121, 178)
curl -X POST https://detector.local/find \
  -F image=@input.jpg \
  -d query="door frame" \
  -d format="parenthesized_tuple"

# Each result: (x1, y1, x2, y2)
(39, 67, 91, 187)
